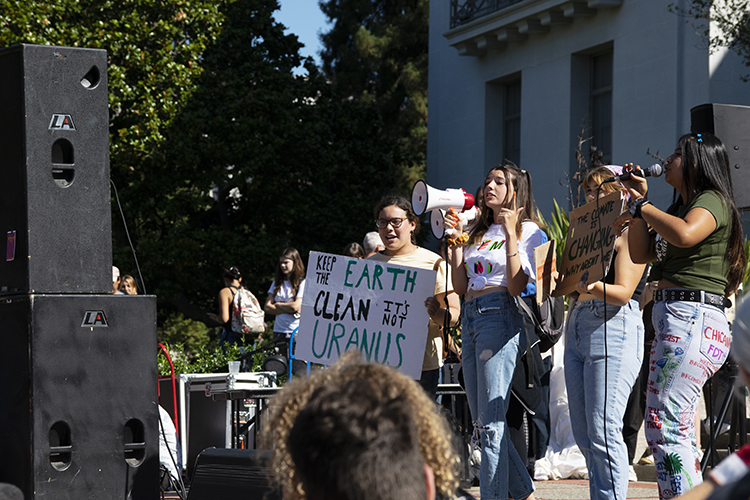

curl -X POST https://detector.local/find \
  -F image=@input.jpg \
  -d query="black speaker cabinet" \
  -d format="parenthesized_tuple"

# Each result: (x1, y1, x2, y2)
(0, 44, 112, 295)
(0, 294, 159, 499)
(691, 103, 750, 210)
(187, 448, 281, 500)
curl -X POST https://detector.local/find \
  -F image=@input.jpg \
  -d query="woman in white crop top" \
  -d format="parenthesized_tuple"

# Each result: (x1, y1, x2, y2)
(445, 163, 544, 500)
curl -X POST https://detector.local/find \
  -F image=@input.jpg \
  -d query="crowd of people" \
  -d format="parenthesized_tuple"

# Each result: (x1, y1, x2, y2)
(150, 130, 747, 500)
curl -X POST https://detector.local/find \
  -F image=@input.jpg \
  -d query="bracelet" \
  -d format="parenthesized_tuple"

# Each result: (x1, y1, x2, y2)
(628, 198, 652, 219)
(506, 252, 518, 258)
(447, 233, 469, 247)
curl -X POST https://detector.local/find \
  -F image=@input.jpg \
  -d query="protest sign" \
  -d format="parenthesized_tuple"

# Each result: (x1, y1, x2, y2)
(534, 240, 557, 305)
(552, 191, 625, 297)
(295, 251, 436, 379)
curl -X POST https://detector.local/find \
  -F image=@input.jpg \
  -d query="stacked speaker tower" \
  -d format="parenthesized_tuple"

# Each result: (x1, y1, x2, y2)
(0, 44, 158, 499)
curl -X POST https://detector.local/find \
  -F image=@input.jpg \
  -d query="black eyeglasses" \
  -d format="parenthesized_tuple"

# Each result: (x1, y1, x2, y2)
(375, 218, 407, 229)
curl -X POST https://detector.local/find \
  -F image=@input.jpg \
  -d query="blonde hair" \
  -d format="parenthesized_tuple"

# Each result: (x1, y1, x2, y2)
(262, 352, 460, 499)
(120, 275, 138, 294)
(583, 167, 626, 197)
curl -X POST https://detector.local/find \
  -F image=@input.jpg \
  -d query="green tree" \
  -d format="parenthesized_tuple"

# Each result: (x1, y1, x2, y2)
(319, 0, 429, 189)
(671, 1, 750, 76)
(0, 0, 398, 332)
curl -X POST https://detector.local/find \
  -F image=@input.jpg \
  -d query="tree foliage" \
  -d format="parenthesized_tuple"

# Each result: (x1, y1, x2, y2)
(671, 1, 750, 73)
(0, 0, 398, 326)
(319, 0, 429, 189)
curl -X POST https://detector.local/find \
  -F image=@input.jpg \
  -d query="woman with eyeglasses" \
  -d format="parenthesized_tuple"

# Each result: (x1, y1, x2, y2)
(367, 194, 461, 399)
(443, 162, 544, 500)
(615, 132, 746, 498)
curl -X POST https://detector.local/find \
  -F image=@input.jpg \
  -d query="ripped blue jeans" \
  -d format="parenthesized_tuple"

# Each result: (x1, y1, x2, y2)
(461, 291, 534, 500)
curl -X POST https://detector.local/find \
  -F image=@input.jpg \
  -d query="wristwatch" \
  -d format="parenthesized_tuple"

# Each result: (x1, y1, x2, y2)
(629, 198, 652, 219)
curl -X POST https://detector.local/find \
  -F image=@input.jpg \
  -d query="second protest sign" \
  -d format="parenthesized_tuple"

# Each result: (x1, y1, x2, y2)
(553, 191, 625, 297)
(295, 251, 436, 379)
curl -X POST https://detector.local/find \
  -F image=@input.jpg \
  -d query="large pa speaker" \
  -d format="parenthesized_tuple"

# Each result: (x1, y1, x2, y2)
(187, 448, 281, 500)
(691, 103, 750, 210)
(0, 44, 112, 295)
(0, 294, 159, 500)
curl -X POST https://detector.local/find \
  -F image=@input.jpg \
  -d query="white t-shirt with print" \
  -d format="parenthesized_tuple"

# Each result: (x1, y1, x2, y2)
(267, 279, 306, 336)
(463, 222, 544, 291)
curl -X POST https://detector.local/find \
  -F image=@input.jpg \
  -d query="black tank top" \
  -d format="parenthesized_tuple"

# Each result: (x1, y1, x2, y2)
(603, 249, 649, 302)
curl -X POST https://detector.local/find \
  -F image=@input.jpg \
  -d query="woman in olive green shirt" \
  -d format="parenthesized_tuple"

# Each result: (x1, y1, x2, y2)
(615, 132, 745, 498)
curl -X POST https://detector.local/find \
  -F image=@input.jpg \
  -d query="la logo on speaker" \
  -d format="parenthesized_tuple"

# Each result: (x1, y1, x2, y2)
(81, 310, 108, 327)
(48, 114, 75, 130)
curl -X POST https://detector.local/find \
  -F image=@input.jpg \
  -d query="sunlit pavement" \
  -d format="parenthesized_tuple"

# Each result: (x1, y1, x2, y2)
(465, 479, 659, 499)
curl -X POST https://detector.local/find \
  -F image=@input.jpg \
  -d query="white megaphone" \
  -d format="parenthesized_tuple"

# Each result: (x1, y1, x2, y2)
(429, 206, 479, 239)
(411, 180, 475, 216)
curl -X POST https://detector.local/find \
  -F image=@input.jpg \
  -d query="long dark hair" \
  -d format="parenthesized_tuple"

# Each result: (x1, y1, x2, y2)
(274, 247, 305, 298)
(671, 133, 745, 294)
(373, 194, 420, 245)
(469, 161, 541, 244)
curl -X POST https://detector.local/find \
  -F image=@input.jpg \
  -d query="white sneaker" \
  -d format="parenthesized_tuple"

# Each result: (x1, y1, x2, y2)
(628, 464, 638, 482)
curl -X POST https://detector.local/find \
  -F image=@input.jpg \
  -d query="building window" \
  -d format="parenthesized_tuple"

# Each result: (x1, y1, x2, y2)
(503, 80, 521, 166)
(590, 51, 613, 164)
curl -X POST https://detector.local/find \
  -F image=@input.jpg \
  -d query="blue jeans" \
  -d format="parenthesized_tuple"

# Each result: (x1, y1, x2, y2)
(565, 299, 644, 500)
(645, 299, 730, 498)
(461, 292, 534, 500)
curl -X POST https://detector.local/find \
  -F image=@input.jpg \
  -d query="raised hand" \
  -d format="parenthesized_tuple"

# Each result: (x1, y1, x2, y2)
(620, 163, 649, 201)
(444, 208, 464, 234)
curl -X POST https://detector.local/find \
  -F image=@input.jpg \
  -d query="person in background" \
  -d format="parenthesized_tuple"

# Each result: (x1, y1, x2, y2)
(368, 194, 461, 399)
(208, 266, 245, 348)
(265, 247, 306, 357)
(343, 242, 366, 259)
(616, 132, 746, 498)
(119, 275, 138, 295)
(362, 231, 385, 258)
(563, 166, 647, 500)
(112, 266, 124, 294)
(507, 228, 552, 478)
(264, 351, 471, 500)
(444, 162, 544, 500)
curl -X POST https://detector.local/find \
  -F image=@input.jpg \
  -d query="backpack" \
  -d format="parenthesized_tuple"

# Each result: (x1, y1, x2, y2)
(515, 295, 565, 353)
(230, 287, 265, 335)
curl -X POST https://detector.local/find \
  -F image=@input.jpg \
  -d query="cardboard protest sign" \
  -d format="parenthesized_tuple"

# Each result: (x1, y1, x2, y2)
(295, 251, 436, 379)
(552, 191, 625, 297)
(534, 240, 557, 305)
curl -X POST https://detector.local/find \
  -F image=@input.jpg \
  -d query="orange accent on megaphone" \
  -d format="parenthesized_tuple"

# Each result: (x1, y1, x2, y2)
(411, 180, 475, 216)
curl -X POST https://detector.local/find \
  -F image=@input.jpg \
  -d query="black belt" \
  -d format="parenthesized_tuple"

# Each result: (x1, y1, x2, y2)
(654, 288, 732, 309)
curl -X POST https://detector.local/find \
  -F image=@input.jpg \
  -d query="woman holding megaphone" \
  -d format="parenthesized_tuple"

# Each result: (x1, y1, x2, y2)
(368, 194, 461, 399)
(444, 162, 544, 500)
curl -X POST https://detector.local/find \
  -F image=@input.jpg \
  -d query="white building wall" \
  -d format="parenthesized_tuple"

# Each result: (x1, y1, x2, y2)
(428, 0, 750, 218)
